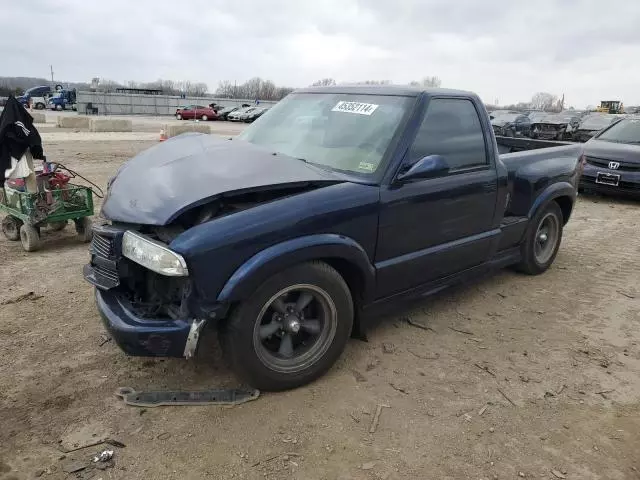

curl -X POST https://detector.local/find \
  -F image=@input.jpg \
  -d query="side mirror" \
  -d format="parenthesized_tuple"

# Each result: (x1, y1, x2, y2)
(397, 155, 449, 182)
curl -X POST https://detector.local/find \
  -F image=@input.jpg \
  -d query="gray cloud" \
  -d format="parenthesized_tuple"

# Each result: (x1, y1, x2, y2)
(1, 0, 638, 107)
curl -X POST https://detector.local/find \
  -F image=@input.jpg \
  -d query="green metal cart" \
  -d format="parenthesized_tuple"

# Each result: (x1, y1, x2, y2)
(0, 184, 94, 252)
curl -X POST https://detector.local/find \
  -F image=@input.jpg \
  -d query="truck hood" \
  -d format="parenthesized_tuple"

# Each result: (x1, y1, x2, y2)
(101, 133, 339, 225)
(583, 138, 640, 164)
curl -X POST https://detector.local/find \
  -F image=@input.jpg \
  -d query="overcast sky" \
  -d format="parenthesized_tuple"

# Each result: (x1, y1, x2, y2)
(2, 0, 639, 108)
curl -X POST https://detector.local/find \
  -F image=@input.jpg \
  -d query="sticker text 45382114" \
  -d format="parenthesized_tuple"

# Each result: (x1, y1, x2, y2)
(332, 101, 379, 116)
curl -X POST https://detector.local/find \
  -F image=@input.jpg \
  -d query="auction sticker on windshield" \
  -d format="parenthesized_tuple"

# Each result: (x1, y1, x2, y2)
(332, 101, 379, 116)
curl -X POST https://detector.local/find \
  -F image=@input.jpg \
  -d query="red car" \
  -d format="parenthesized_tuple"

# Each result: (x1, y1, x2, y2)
(175, 105, 218, 121)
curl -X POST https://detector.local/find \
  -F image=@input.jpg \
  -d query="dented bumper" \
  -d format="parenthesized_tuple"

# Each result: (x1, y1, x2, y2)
(94, 287, 196, 358)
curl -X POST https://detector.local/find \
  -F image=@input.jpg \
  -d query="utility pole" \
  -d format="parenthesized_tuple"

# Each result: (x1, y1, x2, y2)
(50, 65, 54, 83)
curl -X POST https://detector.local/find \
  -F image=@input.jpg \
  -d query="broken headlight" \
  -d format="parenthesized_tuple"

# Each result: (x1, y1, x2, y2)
(122, 231, 189, 277)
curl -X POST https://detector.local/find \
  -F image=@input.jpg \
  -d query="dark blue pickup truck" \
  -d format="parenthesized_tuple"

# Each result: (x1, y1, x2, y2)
(84, 86, 583, 390)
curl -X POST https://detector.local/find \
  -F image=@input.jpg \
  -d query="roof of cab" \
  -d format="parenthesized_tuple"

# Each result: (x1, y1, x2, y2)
(294, 84, 475, 98)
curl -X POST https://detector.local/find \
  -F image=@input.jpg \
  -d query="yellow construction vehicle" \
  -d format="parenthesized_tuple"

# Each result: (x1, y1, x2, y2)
(596, 101, 624, 114)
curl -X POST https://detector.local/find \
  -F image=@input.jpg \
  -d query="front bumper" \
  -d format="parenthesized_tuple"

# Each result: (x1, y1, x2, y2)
(91, 279, 194, 357)
(580, 164, 640, 197)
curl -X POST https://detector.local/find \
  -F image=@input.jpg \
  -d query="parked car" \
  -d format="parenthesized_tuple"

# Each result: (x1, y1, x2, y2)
(491, 112, 531, 137)
(175, 105, 218, 121)
(216, 106, 239, 121)
(573, 114, 620, 142)
(228, 107, 256, 121)
(580, 117, 640, 197)
(488, 109, 519, 120)
(243, 107, 269, 123)
(530, 113, 581, 140)
(85, 85, 581, 391)
(16, 85, 53, 107)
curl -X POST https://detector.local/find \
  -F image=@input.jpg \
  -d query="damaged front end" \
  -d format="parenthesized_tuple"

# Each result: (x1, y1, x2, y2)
(531, 122, 567, 140)
(85, 223, 212, 358)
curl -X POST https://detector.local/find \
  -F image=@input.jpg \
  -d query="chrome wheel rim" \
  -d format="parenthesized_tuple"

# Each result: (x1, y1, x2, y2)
(534, 212, 559, 264)
(252, 284, 337, 373)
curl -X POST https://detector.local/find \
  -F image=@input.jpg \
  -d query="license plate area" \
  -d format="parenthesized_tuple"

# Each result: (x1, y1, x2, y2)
(596, 172, 620, 186)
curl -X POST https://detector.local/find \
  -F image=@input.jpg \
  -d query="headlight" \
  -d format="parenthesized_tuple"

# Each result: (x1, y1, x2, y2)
(122, 231, 188, 276)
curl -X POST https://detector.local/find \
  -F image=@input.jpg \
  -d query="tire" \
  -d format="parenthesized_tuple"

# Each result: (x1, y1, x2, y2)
(74, 217, 93, 243)
(20, 224, 41, 252)
(35, 103, 45, 110)
(176, 113, 182, 120)
(2, 216, 22, 241)
(55, 104, 62, 111)
(516, 201, 563, 275)
(221, 261, 354, 391)
(201, 115, 208, 121)
(49, 221, 67, 232)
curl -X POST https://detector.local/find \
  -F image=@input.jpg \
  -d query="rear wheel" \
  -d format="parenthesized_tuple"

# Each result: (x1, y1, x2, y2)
(2, 216, 22, 241)
(74, 217, 93, 242)
(221, 261, 353, 391)
(20, 224, 41, 252)
(516, 201, 563, 274)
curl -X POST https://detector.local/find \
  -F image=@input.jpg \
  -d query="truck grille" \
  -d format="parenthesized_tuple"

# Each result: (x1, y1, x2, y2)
(90, 232, 119, 287)
(586, 156, 640, 172)
(92, 233, 113, 258)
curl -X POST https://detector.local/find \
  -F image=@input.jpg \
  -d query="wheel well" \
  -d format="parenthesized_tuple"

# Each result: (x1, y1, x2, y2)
(554, 196, 573, 224)
(321, 257, 366, 338)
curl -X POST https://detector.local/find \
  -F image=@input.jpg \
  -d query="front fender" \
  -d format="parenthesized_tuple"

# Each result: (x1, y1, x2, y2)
(527, 181, 576, 219)
(217, 234, 376, 304)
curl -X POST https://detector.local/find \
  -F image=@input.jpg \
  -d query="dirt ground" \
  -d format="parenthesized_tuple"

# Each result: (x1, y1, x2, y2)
(1, 126, 639, 480)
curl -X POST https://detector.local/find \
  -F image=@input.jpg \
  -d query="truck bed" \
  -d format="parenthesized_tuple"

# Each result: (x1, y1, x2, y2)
(497, 137, 583, 218)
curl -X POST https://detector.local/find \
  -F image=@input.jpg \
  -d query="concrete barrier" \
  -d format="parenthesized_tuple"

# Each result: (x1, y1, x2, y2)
(89, 118, 132, 132)
(164, 123, 211, 137)
(56, 116, 91, 129)
(30, 112, 46, 124)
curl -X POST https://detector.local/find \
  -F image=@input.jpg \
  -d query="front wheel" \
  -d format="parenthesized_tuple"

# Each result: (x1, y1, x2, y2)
(221, 262, 353, 391)
(2, 216, 22, 241)
(20, 224, 41, 252)
(176, 113, 182, 120)
(201, 114, 208, 121)
(516, 201, 563, 275)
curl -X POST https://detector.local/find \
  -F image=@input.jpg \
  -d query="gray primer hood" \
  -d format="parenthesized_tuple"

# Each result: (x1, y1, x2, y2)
(101, 133, 338, 225)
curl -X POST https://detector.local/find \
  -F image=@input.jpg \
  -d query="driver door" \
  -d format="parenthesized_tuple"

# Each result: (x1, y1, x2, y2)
(375, 97, 499, 297)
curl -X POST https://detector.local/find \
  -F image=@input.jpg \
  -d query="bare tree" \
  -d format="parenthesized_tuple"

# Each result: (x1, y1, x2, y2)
(409, 76, 442, 88)
(311, 78, 337, 87)
(531, 92, 557, 111)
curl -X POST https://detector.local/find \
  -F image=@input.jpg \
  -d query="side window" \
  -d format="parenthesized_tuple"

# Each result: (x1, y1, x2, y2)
(408, 98, 488, 170)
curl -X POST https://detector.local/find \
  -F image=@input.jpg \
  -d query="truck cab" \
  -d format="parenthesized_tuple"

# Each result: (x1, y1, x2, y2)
(48, 89, 77, 111)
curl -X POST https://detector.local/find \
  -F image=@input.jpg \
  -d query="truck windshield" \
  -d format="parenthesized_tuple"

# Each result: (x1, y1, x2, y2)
(596, 118, 640, 144)
(238, 92, 413, 176)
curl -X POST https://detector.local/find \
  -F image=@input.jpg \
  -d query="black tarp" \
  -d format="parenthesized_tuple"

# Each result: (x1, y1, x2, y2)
(0, 96, 44, 182)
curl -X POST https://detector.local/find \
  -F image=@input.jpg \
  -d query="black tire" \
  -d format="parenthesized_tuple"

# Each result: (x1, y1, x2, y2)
(516, 201, 563, 275)
(2, 216, 22, 241)
(221, 261, 354, 391)
(35, 102, 45, 110)
(49, 221, 67, 232)
(20, 224, 41, 252)
(55, 104, 63, 111)
(75, 217, 93, 242)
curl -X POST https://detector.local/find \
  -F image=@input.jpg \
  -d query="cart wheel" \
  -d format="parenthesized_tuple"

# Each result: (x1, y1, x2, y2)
(49, 221, 67, 232)
(2, 216, 23, 241)
(20, 224, 41, 252)
(75, 217, 93, 243)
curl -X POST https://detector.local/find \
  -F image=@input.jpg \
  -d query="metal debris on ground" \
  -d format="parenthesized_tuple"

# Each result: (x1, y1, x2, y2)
(407, 349, 439, 360)
(497, 387, 517, 407)
(389, 383, 409, 394)
(98, 335, 112, 347)
(478, 404, 489, 416)
(92, 450, 113, 463)
(474, 363, 497, 377)
(551, 469, 567, 479)
(115, 386, 260, 407)
(369, 404, 390, 433)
